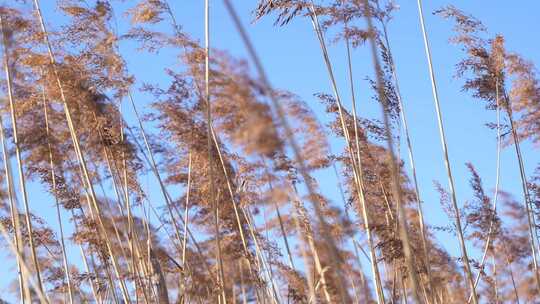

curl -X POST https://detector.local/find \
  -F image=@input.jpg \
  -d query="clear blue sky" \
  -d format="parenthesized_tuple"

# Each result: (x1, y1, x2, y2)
(1, 0, 540, 301)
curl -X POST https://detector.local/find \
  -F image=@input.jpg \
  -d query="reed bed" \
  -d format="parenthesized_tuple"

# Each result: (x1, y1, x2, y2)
(0, 0, 538, 303)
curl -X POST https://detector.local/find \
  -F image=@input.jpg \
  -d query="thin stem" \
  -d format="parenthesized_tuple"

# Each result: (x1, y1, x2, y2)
(467, 80, 502, 303)
(0, 83, 27, 304)
(290, 185, 332, 303)
(182, 153, 192, 265)
(503, 244, 520, 304)
(363, 2, 421, 302)
(503, 89, 540, 292)
(416, 2, 478, 302)
(41, 72, 75, 304)
(376, 9, 435, 300)
(204, 1, 226, 301)
(0, 15, 47, 301)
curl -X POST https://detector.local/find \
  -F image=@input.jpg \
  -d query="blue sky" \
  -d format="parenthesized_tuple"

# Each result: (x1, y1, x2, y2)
(1, 0, 540, 301)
